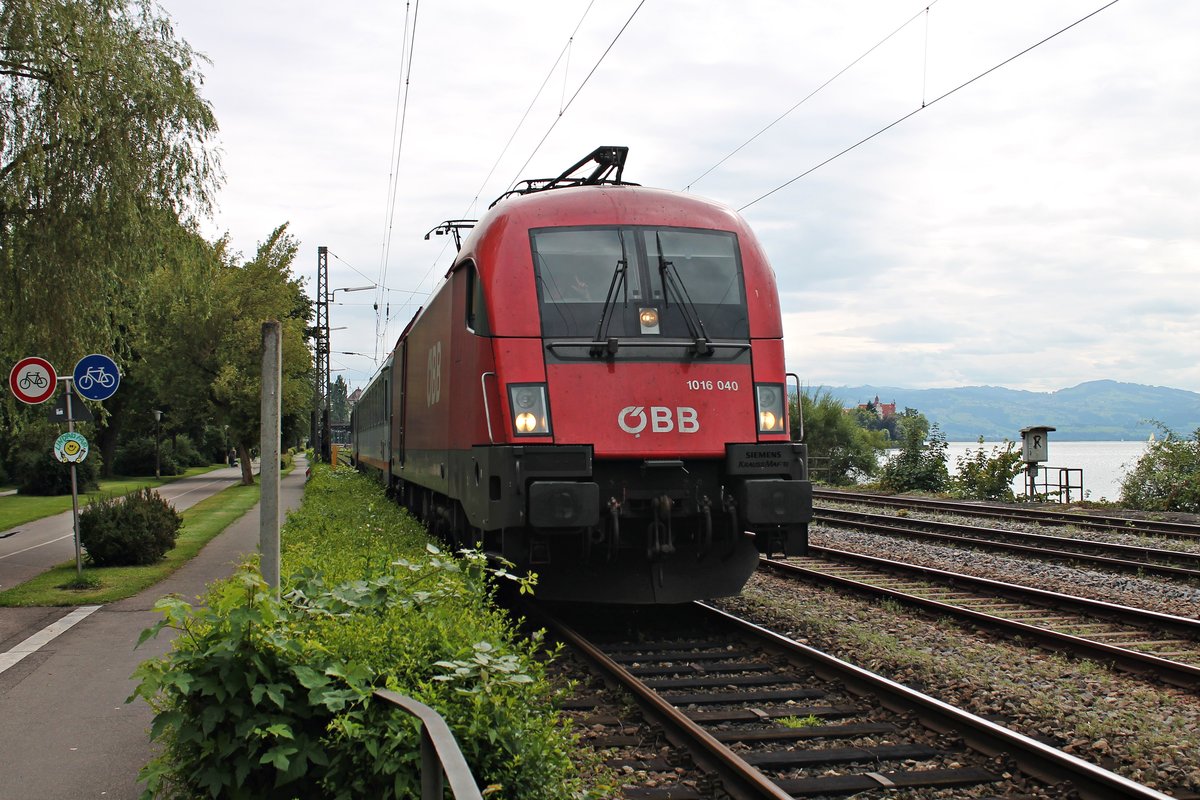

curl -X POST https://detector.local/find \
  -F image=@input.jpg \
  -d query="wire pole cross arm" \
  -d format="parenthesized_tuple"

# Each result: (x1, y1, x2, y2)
(373, 689, 484, 800)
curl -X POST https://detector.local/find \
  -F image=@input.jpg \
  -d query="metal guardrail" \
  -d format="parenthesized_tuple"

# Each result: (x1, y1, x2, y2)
(373, 690, 483, 800)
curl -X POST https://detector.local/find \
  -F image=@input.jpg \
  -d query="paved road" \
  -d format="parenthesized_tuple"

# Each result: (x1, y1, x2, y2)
(0, 464, 255, 593)
(0, 459, 307, 800)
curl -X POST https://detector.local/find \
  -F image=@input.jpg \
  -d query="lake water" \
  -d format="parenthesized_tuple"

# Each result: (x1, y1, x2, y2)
(943, 440, 1150, 502)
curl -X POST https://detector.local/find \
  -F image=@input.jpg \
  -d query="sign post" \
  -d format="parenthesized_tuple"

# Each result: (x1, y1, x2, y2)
(8, 354, 121, 578)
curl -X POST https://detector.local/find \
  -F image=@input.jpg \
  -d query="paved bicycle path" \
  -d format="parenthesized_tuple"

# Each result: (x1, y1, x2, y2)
(0, 459, 307, 800)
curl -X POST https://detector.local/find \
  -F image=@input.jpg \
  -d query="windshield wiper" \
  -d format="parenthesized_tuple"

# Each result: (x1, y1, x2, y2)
(590, 235, 629, 357)
(656, 231, 713, 356)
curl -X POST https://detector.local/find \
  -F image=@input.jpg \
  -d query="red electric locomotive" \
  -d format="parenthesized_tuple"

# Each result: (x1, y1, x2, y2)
(352, 147, 811, 603)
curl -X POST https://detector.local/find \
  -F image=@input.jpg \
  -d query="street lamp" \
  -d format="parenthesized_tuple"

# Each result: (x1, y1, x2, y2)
(152, 409, 163, 479)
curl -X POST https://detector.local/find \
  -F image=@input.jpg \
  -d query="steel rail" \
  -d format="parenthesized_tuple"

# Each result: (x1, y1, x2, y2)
(815, 508, 1200, 580)
(694, 603, 1175, 800)
(760, 552, 1200, 689)
(813, 487, 1200, 539)
(532, 608, 795, 800)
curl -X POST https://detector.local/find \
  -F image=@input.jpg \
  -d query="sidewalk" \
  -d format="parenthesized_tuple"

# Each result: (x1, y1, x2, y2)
(0, 459, 308, 800)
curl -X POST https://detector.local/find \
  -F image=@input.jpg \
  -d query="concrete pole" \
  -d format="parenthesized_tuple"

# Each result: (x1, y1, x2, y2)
(260, 321, 282, 593)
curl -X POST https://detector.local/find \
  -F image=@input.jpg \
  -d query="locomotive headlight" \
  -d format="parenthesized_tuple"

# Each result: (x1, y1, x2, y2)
(509, 383, 551, 436)
(638, 307, 661, 334)
(755, 383, 786, 434)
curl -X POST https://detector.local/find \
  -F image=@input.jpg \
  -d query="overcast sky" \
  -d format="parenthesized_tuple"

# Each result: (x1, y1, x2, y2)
(157, 0, 1200, 396)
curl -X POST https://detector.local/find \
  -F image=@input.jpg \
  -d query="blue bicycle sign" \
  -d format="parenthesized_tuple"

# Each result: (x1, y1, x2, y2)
(72, 353, 120, 401)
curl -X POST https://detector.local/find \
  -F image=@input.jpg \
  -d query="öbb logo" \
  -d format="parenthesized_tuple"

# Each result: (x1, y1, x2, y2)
(617, 406, 700, 435)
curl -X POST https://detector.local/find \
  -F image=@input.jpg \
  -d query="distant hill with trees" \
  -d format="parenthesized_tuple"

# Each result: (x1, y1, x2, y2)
(819, 380, 1200, 441)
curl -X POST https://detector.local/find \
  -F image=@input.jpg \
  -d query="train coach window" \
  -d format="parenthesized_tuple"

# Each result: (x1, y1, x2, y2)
(464, 262, 490, 334)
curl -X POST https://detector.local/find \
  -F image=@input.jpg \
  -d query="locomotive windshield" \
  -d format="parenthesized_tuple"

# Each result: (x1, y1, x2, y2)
(531, 226, 748, 349)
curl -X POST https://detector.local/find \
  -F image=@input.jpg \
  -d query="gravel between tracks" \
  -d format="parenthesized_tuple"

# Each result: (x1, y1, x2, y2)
(814, 520, 1200, 618)
(713, 522, 1200, 796)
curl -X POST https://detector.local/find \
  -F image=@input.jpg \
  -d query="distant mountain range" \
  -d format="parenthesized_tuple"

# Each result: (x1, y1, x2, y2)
(820, 380, 1200, 441)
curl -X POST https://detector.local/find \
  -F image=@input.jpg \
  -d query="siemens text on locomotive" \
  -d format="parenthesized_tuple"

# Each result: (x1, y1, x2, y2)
(351, 147, 812, 603)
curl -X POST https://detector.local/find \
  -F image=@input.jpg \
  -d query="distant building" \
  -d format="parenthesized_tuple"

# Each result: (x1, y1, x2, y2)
(856, 395, 896, 419)
(347, 387, 363, 407)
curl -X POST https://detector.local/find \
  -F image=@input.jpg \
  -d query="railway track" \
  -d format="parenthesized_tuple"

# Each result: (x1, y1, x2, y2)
(813, 488, 1200, 540)
(760, 550, 1200, 689)
(529, 601, 1175, 799)
(813, 506, 1200, 580)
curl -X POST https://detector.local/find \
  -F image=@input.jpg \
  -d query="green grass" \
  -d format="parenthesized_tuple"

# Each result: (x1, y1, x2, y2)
(0, 479, 262, 607)
(0, 465, 223, 532)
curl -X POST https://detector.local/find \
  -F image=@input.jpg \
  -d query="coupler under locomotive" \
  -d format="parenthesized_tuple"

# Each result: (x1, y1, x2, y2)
(457, 443, 812, 604)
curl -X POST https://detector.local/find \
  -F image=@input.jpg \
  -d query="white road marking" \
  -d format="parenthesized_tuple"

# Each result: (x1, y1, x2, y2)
(0, 605, 102, 675)
(0, 533, 75, 561)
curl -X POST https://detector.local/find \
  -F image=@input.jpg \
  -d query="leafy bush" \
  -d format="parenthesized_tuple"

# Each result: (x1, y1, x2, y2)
(1120, 425, 1200, 513)
(880, 421, 949, 494)
(80, 488, 182, 566)
(950, 438, 1024, 501)
(132, 465, 598, 799)
(792, 389, 888, 485)
(13, 440, 101, 495)
(167, 434, 207, 468)
(113, 435, 181, 477)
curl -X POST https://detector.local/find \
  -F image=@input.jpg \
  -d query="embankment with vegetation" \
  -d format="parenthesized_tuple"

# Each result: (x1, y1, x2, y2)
(130, 463, 605, 799)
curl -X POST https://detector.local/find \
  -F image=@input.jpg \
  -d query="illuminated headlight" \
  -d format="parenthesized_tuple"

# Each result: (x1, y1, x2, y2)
(509, 384, 551, 436)
(638, 307, 660, 334)
(756, 383, 786, 434)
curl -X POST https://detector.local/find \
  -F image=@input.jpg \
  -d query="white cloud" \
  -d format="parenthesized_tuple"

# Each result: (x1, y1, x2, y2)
(159, 0, 1200, 393)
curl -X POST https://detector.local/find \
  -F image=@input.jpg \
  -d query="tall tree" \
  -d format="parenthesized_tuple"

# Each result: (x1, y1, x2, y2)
(329, 375, 349, 426)
(0, 0, 219, 367)
(211, 224, 313, 484)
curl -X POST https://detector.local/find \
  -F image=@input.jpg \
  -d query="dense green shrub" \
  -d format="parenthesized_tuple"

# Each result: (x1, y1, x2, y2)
(950, 438, 1024, 501)
(132, 465, 600, 800)
(114, 435, 181, 477)
(792, 389, 888, 485)
(13, 442, 101, 495)
(880, 421, 949, 494)
(168, 434, 207, 468)
(1120, 425, 1200, 513)
(80, 488, 182, 566)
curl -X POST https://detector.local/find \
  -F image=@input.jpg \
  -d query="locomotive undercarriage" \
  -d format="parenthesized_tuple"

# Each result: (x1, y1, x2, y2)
(394, 443, 812, 604)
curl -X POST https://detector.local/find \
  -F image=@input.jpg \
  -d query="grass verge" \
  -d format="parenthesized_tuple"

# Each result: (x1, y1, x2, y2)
(0, 465, 223, 532)
(0, 479, 262, 607)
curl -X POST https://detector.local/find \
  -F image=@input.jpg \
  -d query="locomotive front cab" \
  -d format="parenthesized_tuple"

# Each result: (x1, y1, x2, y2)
(477, 197, 812, 602)
(401, 166, 812, 604)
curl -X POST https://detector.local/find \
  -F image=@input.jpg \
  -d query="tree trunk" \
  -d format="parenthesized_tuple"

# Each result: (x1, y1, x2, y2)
(237, 442, 254, 485)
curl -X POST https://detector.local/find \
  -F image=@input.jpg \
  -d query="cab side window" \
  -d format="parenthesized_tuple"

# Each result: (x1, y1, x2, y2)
(465, 261, 490, 334)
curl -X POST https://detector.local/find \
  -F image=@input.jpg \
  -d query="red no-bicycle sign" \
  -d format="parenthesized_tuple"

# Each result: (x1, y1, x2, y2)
(9, 356, 58, 404)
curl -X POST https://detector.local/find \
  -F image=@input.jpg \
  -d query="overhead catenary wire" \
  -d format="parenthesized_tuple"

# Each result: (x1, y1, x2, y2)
(458, 0, 597, 220)
(684, 2, 939, 193)
(375, 0, 421, 360)
(390, 0, 607, 345)
(737, 0, 1122, 212)
(505, 0, 647, 192)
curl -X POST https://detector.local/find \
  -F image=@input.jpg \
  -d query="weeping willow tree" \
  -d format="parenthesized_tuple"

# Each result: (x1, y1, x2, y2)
(0, 0, 220, 367)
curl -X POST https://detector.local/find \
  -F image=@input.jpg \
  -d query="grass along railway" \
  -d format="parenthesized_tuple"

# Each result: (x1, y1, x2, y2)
(761, 551, 1200, 690)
